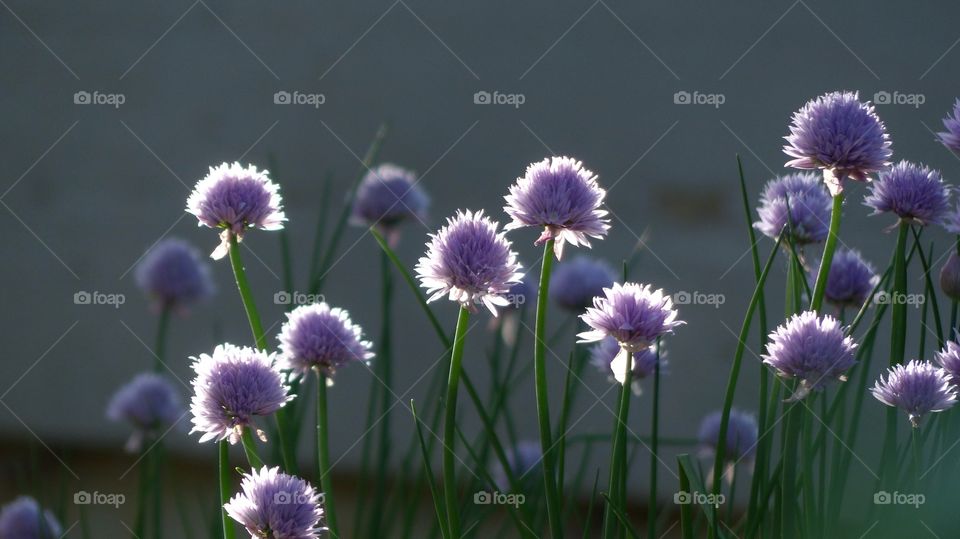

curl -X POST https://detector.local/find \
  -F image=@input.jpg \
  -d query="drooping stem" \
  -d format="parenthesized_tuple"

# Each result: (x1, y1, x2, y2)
(533, 239, 563, 538)
(219, 441, 236, 539)
(316, 370, 339, 538)
(154, 306, 170, 372)
(240, 428, 264, 469)
(647, 345, 661, 539)
(810, 191, 845, 312)
(442, 306, 471, 539)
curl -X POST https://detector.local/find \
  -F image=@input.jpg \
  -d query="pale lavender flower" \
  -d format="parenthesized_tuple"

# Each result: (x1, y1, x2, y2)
(350, 163, 429, 233)
(134, 238, 214, 311)
(864, 160, 951, 226)
(278, 302, 373, 380)
(753, 172, 832, 244)
(504, 156, 610, 259)
(0, 496, 61, 539)
(937, 99, 960, 154)
(698, 409, 758, 462)
(186, 162, 286, 259)
(416, 210, 524, 315)
(107, 373, 184, 452)
(590, 336, 663, 395)
(189, 344, 292, 444)
(762, 311, 857, 401)
(822, 248, 879, 309)
(492, 441, 542, 492)
(940, 252, 960, 300)
(934, 340, 960, 385)
(549, 255, 617, 312)
(578, 283, 682, 377)
(872, 360, 956, 427)
(224, 466, 325, 539)
(783, 91, 892, 195)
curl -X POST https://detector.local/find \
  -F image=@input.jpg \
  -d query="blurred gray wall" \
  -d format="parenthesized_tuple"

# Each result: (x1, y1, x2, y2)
(2, 0, 960, 517)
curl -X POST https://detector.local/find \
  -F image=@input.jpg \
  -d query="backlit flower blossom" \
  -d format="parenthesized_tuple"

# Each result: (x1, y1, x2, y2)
(492, 441, 542, 492)
(189, 344, 292, 444)
(278, 302, 373, 379)
(940, 252, 960, 300)
(549, 256, 617, 312)
(416, 210, 523, 315)
(935, 340, 960, 385)
(134, 238, 214, 310)
(783, 91, 892, 195)
(186, 162, 285, 259)
(224, 466, 325, 539)
(350, 163, 429, 233)
(872, 360, 956, 427)
(504, 156, 610, 259)
(107, 372, 184, 452)
(864, 160, 951, 226)
(753, 172, 832, 244)
(937, 99, 960, 154)
(698, 409, 758, 462)
(0, 497, 61, 539)
(578, 283, 682, 372)
(590, 336, 663, 395)
(762, 311, 857, 401)
(821, 248, 879, 309)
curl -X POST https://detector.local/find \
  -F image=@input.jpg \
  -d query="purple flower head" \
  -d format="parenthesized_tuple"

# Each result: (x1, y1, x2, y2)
(937, 99, 960, 154)
(351, 164, 428, 232)
(940, 252, 960, 300)
(821, 248, 879, 309)
(590, 336, 664, 395)
(783, 91, 892, 195)
(504, 156, 610, 259)
(107, 373, 184, 452)
(224, 466, 325, 539)
(278, 302, 374, 379)
(698, 409, 759, 462)
(753, 172, 832, 244)
(872, 360, 956, 427)
(0, 497, 61, 539)
(864, 160, 951, 226)
(189, 344, 292, 444)
(578, 283, 683, 370)
(762, 311, 857, 401)
(549, 255, 617, 312)
(134, 238, 214, 311)
(934, 340, 960, 385)
(416, 210, 524, 316)
(492, 441, 542, 492)
(186, 162, 286, 259)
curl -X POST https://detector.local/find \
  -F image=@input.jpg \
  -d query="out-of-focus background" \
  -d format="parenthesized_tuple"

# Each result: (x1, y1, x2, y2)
(2, 0, 960, 536)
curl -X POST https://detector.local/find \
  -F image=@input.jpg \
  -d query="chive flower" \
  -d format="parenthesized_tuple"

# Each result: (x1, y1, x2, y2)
(351, 163, 428, 232)
(189, 344, 292, 444)
(590, 336, 663, 395)
(504, 156, 610, 259)
(762, 311, 857, 401)
(0, 496, 61, 539)
(937, 98, 960, 154)
(753, 172, 832, 244)
(872, 360, 956, 427)
(134, 238, 214, 311)
(821, 247, 879, 309)
(278, 302, 374, 380)
(549, 255, 617, 312)
(864, 160, 951, 226)
(186, 162, 286, 259)
(416, 209, 524, 315)
(107, 372, 184, 452)
(935, 340, 960, 385)
(783, 91, 892, 195)
(224, 466, 325, 539)
(697, 409, 758, 463)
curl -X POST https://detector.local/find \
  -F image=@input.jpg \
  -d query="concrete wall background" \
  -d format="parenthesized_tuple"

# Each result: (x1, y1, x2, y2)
(2, 0, 960, 531)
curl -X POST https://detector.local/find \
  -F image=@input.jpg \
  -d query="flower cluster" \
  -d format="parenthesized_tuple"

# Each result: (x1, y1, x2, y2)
(872, 360, 956, 427)
(278, 302, 374, 379)
(107, 372, 184, 451)
(864, 160, 951, 226)
(754, 172, 832, 244)
(698, 409, 758, 463)
(135, 238, 214, 310)
(351, 163, 429, 231)
(549, 255, 617, 312)
(224, 466, 325, 539)
(821, 247, 878, 309)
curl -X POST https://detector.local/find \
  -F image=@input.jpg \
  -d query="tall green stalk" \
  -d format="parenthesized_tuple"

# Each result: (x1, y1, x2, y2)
(647, 348, 661, 539)
(218, 441, 236, 539)
(603, 351, 633, 538)
(810, 192, 845, 312)
(369, 249, 394, 537)
(240, 428, 264, 469)
(442, 306, 471, 538)
(315, 370, 339, 537)
(533, 240, 563, 538)
(882, 223, 909, 483)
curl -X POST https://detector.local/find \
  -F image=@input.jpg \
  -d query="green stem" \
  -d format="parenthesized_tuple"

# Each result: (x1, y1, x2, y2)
(442, 306, 471, 539)
(603, 352, 633, 539)
(647, 347, 661, 539)
(154, 306, 170, 372)
(370, 249, 394, 537)
(240, 428, 264, 469)
(227, 233, 267, 350)
(316, 370, 339, 538)
(882, 223, 909, 484)
(218, 441, 236, 539)
(533, 239, 563, 538)
(134, 447, 150, 539)
(810, 192, 844, 312)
